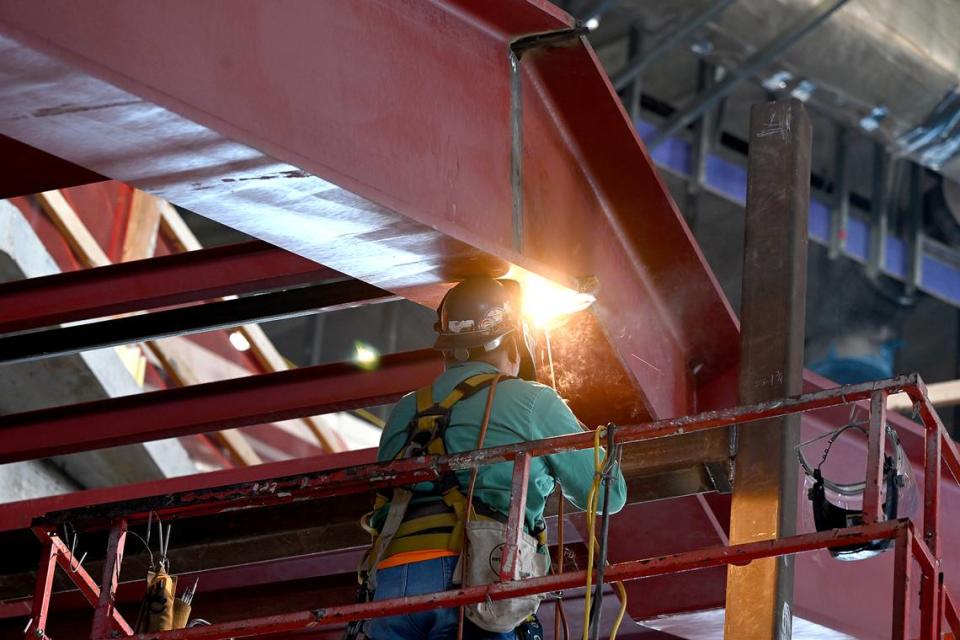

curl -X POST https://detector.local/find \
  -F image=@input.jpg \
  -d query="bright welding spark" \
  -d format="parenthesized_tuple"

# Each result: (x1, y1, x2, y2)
(354, 341, 380, 369)
(585, 17, 600, 31)
(229, 330, 251, 352)
(509, 269, 596, 329)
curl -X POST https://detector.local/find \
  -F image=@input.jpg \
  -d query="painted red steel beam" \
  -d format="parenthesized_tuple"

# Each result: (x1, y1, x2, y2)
(42, 529, 135, 635)
(0, 448, 377, 533)
(3, 520, 584, 622)
(892, 525, 914, 639)
(944, 586, 960, 637)
(27, 537, 56, 638)
(0, 240, 334, 334)
(0, 133, 104, 199)
(39, 374, 920, 530)
(500, 452, 531, 581)
(862, 390, 887, 523)
(3, 546, 367, 621)
(0, 0, 740, 423)
(122, 520, 906, 640)
(90, 520, 128, 639)
(0, 350, 442, 465)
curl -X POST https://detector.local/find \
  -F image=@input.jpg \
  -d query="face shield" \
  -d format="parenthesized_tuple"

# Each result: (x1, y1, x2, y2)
(798, 422, 915, 561)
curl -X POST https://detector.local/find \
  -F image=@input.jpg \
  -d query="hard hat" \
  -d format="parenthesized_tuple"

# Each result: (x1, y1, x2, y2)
(433, 277, 537, 381)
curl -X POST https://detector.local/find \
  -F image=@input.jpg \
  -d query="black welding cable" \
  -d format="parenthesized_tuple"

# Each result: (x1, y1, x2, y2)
(588, 425, 619, 638)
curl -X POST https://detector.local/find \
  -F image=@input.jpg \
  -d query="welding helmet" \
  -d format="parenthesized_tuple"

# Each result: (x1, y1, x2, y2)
(798, 422, 913, 561)
(434, 277, 537, 381)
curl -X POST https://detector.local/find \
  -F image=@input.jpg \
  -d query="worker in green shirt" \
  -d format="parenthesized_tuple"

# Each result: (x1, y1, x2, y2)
(360, 277, 627, 640)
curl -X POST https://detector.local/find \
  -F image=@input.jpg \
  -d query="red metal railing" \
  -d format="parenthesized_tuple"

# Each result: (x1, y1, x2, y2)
(26, 373, 960, 639)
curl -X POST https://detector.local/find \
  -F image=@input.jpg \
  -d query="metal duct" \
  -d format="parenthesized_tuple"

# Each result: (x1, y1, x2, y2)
(601, 0, 960, 182)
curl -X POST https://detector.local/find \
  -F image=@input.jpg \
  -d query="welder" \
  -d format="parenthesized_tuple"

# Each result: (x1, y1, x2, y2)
(357, 276, 627, 639)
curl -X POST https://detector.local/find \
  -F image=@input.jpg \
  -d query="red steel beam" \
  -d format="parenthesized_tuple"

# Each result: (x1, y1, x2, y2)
(892, 525, 913, 640)
(862, 390, 887, 523)
(27, 537, 56, 638)
(119, 520, 906, 640)
(0, 350, 442, 464)
(915, 537, 942, 640)
(499, 452, 531, 581)
(945, 432, 960, 495)
(90, 520, 128, 640)
(0, 0, 740, 423)
(945, 586, 960, 638)
(5, 546, 368, 622)
(0, 448, 377, 533)
(0, 133, 104, 199)
(42, 530, 135, 635)
(907, 382, 954, 556)
(0, 240, 335, 334)
(38, 374, 920, 530)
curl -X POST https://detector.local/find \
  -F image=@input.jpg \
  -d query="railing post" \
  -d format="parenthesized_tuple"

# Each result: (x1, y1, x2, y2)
(29, 533, 58, 640)
(943, 586, 960, 637)
(918, 423, 943, 639)
(499, 452, 531, 582)
(862, 390, 886, 523)
(90, 518, 127, 640)
(924, 424, 942, 559)
(892, 524, 913, 640)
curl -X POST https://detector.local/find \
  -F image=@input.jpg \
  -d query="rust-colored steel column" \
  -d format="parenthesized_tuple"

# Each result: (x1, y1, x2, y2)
(28, 537, 57, 639)
(725, 99, 811, 639)
(90, 519, 128, 640)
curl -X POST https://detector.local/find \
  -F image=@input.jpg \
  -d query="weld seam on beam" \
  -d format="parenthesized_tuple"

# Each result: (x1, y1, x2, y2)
(508, 27, 586, 253)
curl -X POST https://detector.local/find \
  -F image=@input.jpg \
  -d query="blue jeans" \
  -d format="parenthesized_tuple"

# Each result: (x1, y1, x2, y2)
(365, 556, 516, 639)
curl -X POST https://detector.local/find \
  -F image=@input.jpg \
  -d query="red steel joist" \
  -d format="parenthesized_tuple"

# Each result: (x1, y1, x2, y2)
(31, 374, 925, 528)
(122, 521, 909, 640)
(0, 350, 442, 464)
(0, 241, 335, 333)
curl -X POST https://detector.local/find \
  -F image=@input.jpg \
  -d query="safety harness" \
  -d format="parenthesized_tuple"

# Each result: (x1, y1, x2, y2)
(359, 372, 516, 588)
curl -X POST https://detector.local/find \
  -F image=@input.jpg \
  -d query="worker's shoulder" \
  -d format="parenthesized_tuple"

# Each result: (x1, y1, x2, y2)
(393, 389, 418, 411)
(384, 390, 417, 426)
(498, 377, 560, 403)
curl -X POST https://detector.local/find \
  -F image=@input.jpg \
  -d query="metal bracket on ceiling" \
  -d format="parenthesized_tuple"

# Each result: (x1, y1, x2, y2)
(508, 26, 587, 254)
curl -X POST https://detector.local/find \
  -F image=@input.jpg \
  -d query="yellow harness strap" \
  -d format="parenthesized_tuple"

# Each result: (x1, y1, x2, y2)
(361, 373, 500, 571)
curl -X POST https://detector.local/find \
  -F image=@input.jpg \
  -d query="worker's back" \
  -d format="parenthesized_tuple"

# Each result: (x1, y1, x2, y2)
(377, 360, 627, 533)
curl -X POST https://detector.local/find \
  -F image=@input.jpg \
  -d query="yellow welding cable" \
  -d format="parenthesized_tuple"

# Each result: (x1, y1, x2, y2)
(582, 426, 603, 640)
(582, 425, 627, 640)
(610, 581, 627, 639)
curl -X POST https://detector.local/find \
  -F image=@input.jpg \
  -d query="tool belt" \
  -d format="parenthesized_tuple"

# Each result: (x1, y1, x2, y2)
(382, 498, 546, 560)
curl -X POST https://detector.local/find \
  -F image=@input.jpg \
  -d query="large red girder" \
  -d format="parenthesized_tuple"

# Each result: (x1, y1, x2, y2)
(0, 0, 739, 424)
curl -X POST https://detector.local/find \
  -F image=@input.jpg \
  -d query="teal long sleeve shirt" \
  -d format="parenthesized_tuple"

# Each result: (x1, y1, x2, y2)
(376, 361, 628, 533)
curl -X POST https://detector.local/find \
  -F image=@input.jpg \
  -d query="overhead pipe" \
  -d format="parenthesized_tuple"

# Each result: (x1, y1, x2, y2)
(611, 0, 736, 92)
(646, 0, 851, 150)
